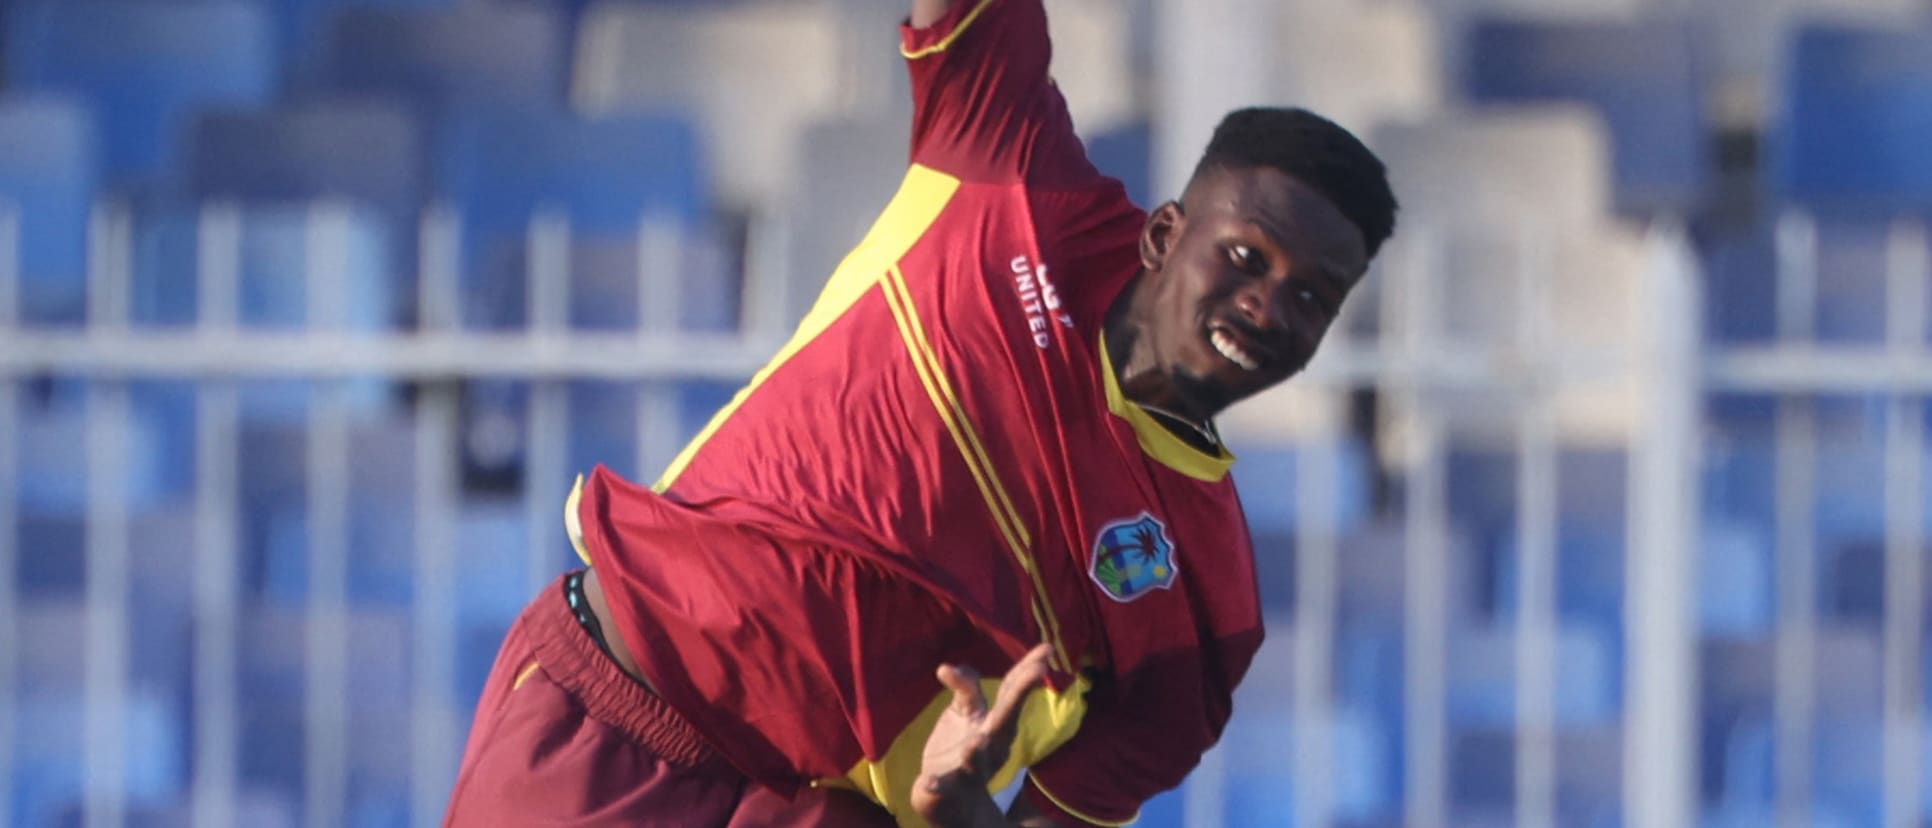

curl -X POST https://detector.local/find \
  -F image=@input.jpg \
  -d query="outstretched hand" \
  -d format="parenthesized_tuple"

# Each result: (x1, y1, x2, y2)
(911, 643, 1055, 828)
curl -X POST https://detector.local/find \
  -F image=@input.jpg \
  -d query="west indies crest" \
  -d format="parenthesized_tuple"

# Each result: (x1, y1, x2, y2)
(1089, 512, 1178, 602)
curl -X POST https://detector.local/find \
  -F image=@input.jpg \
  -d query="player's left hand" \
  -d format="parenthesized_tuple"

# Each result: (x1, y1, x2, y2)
(911, 643, 1055, 828)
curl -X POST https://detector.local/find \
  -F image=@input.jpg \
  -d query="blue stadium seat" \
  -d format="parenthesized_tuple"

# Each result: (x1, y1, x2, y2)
(0, 96, 96, 326)
(1464, 18, 1709, 215)
(3, 1, 277, 189)
(1708, 715, 1774, 817)
(253, 418, 425, 608)
(13, 380, 180, 519)
(237, 700, 305, 805)
(127, 505, 198, 694)
(1450, 727, 1516, 814)
(188, 101, 424, 218)
(1774, 25, 1932, 215)
(1555, 725, 1622, 827)
(1232, 440, 1375, 540)
(275, 0, 458, 83)
(1697, 224, 1779, 345)
(1233, 440, 1376, 609)
(568, 381, 642, 480)
(12, 689, 186, 822)
(1217, 706, 1298, 824)
(433, 107, 705, 330)
(1698, 520, 1771, 636)
(1813, 715, 1882, 828)
(455, 503, 532, 629)
(136, 102, 424, 335)
(1448, 623, 1617, 728)
(317, 6, 566, 113)
(1493, 524, 1627, 632)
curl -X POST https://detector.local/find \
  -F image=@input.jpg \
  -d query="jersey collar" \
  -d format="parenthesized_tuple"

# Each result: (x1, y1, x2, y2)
(1098, 337, 1235, 483)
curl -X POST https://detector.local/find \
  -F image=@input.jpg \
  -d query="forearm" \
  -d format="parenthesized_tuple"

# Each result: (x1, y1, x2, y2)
(910, 0, 955, 28)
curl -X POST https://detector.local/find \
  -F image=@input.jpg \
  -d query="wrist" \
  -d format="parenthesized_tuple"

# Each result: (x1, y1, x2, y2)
(914, 772, 1008, 828)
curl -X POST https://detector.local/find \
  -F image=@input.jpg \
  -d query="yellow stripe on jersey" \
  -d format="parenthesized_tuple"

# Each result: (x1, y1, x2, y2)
(1098, 336, 1236, 482)
(652, 165, 963, 492)
(901, 0, 999, 59)
(511, 660, 543, 692)
(1030, 774, 1141, 827)
(880, 266, 1070, 674)
(839, 673, 1092, 828)
(565, 474, 591, 566)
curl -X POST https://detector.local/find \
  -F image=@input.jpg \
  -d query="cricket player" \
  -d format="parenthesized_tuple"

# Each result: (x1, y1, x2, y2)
(445, 0, 1397, 824)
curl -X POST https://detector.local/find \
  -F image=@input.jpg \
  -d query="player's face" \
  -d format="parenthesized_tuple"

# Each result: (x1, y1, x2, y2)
(1140, 166, 1368, 418)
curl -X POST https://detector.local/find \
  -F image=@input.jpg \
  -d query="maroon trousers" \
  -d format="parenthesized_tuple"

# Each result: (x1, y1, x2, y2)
(443, 572, 898, 827)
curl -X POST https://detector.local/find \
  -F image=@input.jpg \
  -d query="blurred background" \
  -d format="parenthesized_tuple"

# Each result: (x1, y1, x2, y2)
(2, 0, 1931, 826)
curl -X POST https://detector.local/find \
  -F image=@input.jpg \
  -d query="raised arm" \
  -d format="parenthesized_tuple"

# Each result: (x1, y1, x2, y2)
(911, 0, 954, 28)
(899, 0, 1100, 187)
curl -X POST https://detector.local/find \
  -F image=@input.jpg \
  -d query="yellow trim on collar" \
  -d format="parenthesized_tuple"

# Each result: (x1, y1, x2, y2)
(902, 0, 998, 59)
(1098, 338, 1234, 482)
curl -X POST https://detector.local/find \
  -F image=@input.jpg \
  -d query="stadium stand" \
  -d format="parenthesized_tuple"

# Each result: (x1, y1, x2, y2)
(9, 1, 1932, 825)
(1774, 24, 1932, 215)
(0, 95, 95, 325)
(317, 5, 565, 112)
(432, 107, 705, 330)
(1272, 0, 1444, 137)
(1463, 18, 1710, 216)
(3, 1, 276, 190)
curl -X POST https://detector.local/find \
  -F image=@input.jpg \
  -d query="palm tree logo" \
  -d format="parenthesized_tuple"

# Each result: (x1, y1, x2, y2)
(1089, 513, 1177, 602)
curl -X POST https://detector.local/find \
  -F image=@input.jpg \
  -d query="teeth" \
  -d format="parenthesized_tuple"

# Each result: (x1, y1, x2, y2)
(1210, 329, 1260, 371)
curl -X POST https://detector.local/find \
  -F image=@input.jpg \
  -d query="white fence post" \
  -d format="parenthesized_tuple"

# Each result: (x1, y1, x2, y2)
(1624, 223, 1701, 828)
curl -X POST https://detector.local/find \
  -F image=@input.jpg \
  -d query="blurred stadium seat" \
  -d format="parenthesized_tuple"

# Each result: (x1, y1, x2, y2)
(1689, 0, 1923, 128)
(275, 0, 459, 84)
(1374, 109, 1645, 449)
(573, 0, 841, 208)
(1697, 222, 1780, 344)
(1272, 0, 1443, 137)
(3, 1, 276, 190)
(188, 101, 424, 218)
(1446, 623, 1616, 728)
(1464, 18, 1710, 215)
(1375, 107, 1614, 232)
(318, 5, 565, 112)
(1698, 520, 1773, 637)
(0, 95, 96, 325)
(432, 107, 705, 331)
(1774, 23, 1932, 215)
(783, 114, 912, 328)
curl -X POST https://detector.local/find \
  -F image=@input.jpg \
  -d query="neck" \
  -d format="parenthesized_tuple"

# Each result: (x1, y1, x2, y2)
(1104, 275, 1216, 447)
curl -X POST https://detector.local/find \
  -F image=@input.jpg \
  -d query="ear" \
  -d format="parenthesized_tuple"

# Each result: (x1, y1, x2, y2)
(1140, 201, 1184, 273)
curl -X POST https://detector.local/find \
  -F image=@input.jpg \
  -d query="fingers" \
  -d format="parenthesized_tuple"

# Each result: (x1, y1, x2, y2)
(935, 662, 986, 716)
(983, 644, 1053, 734)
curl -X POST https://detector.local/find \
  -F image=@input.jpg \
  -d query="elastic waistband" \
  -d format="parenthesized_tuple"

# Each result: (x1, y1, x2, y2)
(525, 571, 726, 771)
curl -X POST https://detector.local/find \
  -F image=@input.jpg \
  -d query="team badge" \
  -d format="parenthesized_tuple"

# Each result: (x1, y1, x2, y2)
(1089, 512, 1178, 602)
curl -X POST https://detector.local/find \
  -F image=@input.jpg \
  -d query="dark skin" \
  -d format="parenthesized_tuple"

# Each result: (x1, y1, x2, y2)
(1107, 164, 1371, 436)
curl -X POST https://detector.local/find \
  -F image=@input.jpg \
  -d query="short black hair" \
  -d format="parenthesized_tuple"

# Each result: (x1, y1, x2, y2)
(1192, 107, 1398, 260)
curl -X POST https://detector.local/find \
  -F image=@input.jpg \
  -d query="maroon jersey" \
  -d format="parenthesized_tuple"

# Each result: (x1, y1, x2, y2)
(572, 1, 1265, 824)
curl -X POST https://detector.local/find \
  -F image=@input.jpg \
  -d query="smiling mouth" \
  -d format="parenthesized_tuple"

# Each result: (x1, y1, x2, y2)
(1207, 323, 1268, 372)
